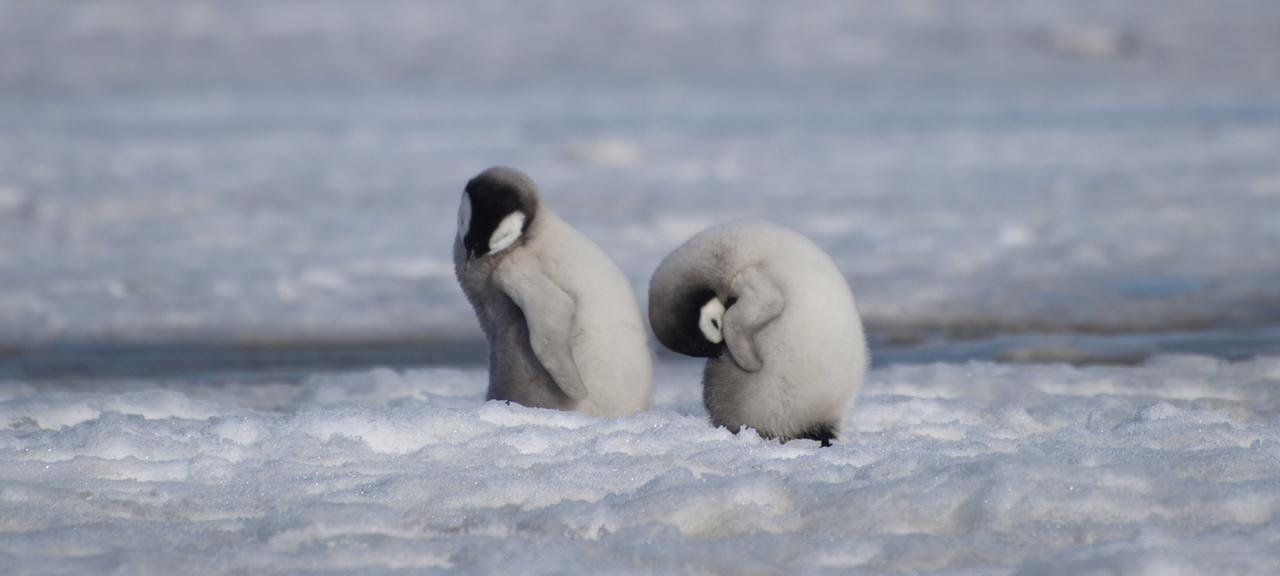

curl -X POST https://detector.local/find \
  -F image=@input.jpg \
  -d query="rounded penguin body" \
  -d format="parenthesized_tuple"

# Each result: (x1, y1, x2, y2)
(649, 221, 868, 444)
(454, 167, 652, 417)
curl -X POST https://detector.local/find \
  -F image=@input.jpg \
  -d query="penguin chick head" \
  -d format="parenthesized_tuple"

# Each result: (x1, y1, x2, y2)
(654, 287, 728, 358)
(459, 166, 540, 265)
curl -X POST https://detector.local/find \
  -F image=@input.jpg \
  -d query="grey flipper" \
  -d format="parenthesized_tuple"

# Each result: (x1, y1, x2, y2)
(495, 263, 589, 400)
(722, 267, 785, 372)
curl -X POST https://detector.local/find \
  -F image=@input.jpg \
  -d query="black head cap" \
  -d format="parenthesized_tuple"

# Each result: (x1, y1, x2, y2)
(459, 166, 541, 261)
(651, 287, 726, 359)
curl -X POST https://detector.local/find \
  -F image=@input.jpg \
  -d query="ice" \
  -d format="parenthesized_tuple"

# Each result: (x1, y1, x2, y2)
(1, 356, 1277, 574)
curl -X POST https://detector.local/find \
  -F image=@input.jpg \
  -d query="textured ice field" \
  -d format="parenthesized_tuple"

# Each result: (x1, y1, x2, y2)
(3, 3, 1280, 573)
(2, 0, 1280, 348)
(3, 356, 1279, 575)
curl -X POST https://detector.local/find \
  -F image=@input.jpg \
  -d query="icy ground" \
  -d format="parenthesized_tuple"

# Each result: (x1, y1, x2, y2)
(2, 356, 1278, 575)
(3, 2, 1280, 572)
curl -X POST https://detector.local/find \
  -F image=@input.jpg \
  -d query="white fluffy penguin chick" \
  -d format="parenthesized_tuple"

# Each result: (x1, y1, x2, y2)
(648, 221, 868, 445)
(453, 167, 652, 417)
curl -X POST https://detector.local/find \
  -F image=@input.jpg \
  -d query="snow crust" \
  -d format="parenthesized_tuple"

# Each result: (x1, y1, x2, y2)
(3, 356, 1278, 574)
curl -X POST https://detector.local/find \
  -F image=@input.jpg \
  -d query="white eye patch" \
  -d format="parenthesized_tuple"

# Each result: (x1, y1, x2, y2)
(488, 212, 526, 255)
(699, 297, 725, 344)
(457, 193, 471, 240)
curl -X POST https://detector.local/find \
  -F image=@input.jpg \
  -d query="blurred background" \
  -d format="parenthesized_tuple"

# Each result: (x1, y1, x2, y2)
(2, 0, 1279, 379)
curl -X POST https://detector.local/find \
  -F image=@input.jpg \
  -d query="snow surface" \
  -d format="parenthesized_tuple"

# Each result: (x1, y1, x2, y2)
(3, 3, 1280, 572)
(3, 356, 1279, 574)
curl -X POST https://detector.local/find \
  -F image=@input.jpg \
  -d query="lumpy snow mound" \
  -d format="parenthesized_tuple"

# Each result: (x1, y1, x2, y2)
(2, 356, 1279, 574)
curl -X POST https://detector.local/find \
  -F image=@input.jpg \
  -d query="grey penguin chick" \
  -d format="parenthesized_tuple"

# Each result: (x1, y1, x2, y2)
(454, 167, 652, 417)
(648, 221, 868, 445)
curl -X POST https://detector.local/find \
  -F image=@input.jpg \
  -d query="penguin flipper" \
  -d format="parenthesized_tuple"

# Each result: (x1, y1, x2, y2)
(722, 267, 784, 372)
(495, 263, 589, 401)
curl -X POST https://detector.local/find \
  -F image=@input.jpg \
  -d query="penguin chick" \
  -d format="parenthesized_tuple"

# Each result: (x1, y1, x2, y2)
(648, 221, 868, 445)
(454, 167, 652, 417)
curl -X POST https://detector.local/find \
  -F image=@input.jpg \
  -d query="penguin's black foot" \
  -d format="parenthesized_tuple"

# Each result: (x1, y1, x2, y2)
(794, 423, 838, 447)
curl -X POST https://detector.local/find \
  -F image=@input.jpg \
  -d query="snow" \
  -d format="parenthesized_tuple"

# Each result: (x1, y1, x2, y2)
(3, 356, 1279, 574)
(3, 1, 1280, 573)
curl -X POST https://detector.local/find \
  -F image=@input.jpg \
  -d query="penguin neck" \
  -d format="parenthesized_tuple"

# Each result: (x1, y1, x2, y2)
(522, 205, 561, 242)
